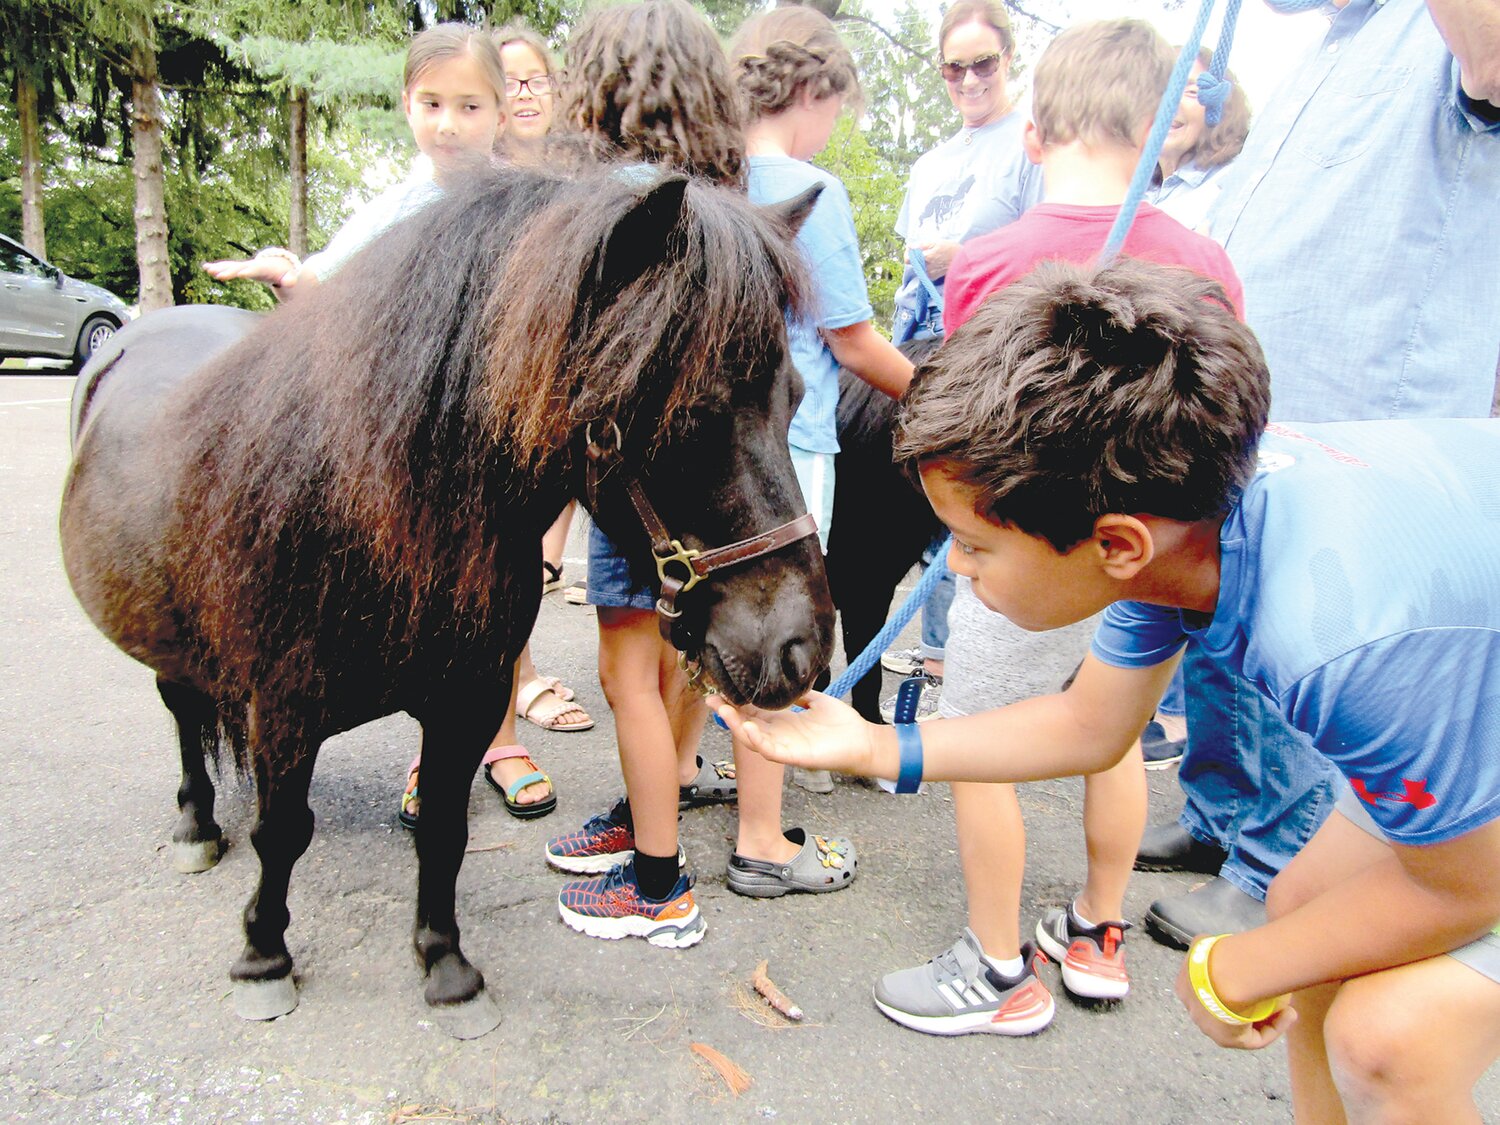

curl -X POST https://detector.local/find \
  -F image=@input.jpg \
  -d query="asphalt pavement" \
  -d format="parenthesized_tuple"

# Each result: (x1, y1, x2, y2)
(4, 374, 1494, 1123)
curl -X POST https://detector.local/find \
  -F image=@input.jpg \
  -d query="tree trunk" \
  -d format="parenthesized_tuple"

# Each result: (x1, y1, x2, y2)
(129, 34, 173, 312)
(288, 86, 309, 257)
(17, 69, 47, 258)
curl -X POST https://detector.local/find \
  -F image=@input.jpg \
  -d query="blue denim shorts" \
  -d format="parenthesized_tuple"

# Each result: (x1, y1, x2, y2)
(1336, 781, 1500, 983)
(585, 522, 656, 611)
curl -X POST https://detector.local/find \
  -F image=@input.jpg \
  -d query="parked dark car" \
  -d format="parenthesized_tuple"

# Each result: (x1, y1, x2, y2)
(1, 233, 132, 372)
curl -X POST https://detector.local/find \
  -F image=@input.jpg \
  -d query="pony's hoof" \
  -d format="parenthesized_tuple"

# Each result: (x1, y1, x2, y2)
(171, 837, 224, 874)
(430, 987, 501, 1040)
(233, 975, 298, 1022)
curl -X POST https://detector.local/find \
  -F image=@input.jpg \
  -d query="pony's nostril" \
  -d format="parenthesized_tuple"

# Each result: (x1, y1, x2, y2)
(780, 637, 816, 686)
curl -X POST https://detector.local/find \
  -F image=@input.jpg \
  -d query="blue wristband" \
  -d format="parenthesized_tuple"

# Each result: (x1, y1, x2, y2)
(894, 722, 923, 794)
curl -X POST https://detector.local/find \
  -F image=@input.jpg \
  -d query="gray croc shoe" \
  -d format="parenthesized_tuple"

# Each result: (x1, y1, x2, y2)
(726, 827, 857, 898)
(679, 756, 738, 809)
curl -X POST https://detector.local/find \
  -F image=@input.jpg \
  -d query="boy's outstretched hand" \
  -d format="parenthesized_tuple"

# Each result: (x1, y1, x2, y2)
(710, 691, 886, 778)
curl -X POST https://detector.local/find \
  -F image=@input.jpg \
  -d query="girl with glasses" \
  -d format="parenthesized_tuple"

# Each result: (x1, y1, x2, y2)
(492, 24, 558, 164)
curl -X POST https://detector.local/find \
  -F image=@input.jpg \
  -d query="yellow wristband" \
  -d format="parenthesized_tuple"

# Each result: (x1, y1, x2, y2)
(1187, 935, 1288, 1026)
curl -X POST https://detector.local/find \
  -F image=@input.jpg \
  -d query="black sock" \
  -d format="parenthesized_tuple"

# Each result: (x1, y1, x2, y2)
(633, 849, 679, 901)
(610, 795, 633, 830)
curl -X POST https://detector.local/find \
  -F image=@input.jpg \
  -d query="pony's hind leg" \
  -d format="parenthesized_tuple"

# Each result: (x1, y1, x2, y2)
(411, 698, 507, 1039)
(229, 710, 319, 1022)
(157, 678, 225, 873)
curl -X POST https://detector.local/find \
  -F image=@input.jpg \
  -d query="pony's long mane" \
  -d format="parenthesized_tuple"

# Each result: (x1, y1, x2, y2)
(170, 166, 807, 661)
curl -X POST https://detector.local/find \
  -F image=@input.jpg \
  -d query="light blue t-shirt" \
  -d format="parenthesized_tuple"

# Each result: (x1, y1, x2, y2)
(1091, 419, 1500, 846)
(748, 154, 874, 455)
(304, 159, 443, 280)
(1207, 0, 1500, 422)
(892, 108, 1042, 341)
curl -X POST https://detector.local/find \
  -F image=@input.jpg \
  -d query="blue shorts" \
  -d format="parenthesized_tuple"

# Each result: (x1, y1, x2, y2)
(1336, 782, 1500, 983)
(585, 522, 656, 611)
(585, 447, 835, 610)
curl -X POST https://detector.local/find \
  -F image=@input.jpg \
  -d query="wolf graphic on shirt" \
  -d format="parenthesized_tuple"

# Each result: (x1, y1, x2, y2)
(918, 175, 976, 230)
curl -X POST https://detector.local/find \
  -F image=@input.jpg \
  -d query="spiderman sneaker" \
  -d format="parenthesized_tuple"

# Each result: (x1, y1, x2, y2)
(545, 797, 635, 874)
(544, 798, 687, 874)
(557, 861, 705, 948)
(873, 930, 1054, 1036)
(1034, 904, 1131, 1000)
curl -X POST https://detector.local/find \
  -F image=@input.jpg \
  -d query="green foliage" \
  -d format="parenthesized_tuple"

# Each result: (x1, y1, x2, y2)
(815, 114, 903, 331)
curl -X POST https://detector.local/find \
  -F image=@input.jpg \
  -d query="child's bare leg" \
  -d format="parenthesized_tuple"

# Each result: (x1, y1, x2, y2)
(953, 780, 1026, 959)
(596, 608, 679, 859)
(1267, 812, 1405, 1121)
(659, 649, 708, 786)
(1075, 739, 1147, 923)
(732, 730, 800, 863)
(542, 501, 574, 574)
(473, 661, 546, 806)
(1321, 956, 1500, 1123)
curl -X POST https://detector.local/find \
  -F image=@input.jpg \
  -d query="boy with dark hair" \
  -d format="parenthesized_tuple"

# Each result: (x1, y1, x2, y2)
(717, 258, 1500, 1120)
(865, 17, 1246, 1040)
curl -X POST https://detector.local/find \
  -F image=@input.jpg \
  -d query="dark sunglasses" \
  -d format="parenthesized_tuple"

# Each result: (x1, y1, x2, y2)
(504, 75, 554, 97)
(940, 53, 1003, 83)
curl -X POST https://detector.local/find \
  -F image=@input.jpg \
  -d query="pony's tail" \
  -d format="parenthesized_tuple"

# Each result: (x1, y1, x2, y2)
(212, 699, 251, 780)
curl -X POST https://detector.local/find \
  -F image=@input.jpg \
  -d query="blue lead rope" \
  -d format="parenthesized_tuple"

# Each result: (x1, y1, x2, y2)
(824, 538, 952, 699)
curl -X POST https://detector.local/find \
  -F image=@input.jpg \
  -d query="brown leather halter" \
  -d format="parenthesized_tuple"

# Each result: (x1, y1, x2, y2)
(585, 422, 820, 644)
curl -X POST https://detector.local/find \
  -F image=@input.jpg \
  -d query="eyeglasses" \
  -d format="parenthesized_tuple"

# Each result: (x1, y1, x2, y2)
(940, 54, 1003, 83)
(504, 75, 554, 98)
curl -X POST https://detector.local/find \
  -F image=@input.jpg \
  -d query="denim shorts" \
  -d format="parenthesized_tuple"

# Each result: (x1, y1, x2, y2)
(585, 522, 656, 611)
(1336, 781, 1500, 983)
(585, 448, 835, 611)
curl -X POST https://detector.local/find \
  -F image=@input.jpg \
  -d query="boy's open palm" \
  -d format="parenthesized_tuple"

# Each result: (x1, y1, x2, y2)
(712, 691, 878, 776)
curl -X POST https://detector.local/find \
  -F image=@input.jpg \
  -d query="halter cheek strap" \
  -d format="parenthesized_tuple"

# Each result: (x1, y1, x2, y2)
(586, 421, 820, 644)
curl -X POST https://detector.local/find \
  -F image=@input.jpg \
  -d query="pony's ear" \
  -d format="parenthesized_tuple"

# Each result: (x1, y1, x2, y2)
(763, 184, 823, 240)
(594, 174, 690, 298)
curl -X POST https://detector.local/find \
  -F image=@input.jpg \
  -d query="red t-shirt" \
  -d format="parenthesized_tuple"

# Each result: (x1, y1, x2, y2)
(943, 202, 1245, 333)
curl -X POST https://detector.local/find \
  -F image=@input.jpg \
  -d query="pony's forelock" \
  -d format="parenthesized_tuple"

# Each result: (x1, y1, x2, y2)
(481, 175, 808, 468)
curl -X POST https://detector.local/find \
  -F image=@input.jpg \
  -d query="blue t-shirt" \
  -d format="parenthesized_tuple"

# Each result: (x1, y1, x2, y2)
(1091, 419, 1500, 846)
(748, 155, 874, 455)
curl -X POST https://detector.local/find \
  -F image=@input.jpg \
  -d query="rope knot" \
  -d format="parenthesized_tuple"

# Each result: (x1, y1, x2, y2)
(1195, 71, 1233, 126)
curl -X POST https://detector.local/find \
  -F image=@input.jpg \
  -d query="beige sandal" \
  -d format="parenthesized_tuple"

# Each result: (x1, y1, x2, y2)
(516, 677, 594, 732)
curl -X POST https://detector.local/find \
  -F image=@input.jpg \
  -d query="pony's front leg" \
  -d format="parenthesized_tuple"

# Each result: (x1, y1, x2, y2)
(412, 695, 507, 1039)
(157, 677, 225, 873)
(229, 710, 319, 1022)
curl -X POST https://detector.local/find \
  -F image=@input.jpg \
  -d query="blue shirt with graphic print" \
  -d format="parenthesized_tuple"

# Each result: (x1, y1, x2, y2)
(1091, 419, 1500, 846)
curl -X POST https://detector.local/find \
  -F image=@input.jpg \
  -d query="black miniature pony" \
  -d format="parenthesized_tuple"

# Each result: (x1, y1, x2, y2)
(60, 168, 833, 1037)
(826, 338, 944, 722)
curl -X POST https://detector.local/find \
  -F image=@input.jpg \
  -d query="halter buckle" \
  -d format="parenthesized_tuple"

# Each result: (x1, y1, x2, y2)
(654, 538, 704, 593)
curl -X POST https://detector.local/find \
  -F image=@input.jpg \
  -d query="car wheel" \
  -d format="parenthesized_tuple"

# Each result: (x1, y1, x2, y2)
(73, 315, 118, 373)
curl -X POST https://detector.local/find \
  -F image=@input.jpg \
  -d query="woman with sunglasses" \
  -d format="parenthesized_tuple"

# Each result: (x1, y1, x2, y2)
(878, 0, 1042, 724)
(890, 0, 1041, 347)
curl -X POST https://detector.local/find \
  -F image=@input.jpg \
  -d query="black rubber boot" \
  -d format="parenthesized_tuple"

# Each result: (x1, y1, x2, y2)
(1144, 876, 1266, 949)
(1133, 822, 1227, 874)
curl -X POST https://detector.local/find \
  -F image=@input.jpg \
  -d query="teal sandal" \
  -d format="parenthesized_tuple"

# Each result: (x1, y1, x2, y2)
(482, 744, 558, 820)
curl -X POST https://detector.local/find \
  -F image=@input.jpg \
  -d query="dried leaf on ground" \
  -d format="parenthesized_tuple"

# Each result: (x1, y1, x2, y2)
(689, 1041, 752, 1096)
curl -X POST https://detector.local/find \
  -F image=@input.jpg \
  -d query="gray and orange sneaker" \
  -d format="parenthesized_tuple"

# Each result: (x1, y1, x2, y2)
(557, 861, 705, 948)
(1034, 904, 1131, 1000)
(874, 930, 1054, 1036)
